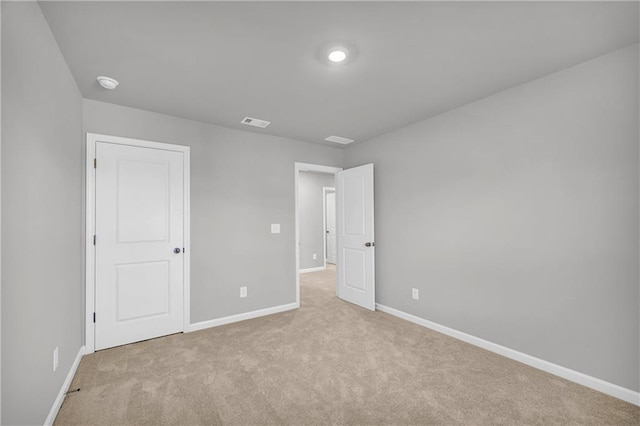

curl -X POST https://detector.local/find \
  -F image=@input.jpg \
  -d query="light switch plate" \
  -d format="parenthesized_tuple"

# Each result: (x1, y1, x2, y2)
(271, 224, 280, 234)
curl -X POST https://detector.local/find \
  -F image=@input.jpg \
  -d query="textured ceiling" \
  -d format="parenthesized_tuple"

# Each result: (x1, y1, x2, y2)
(40, 1, 639, 147)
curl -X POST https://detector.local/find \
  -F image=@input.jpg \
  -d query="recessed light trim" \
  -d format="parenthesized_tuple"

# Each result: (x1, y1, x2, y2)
(241, 117, 271, 128)
(97, 76, 119, 90)
(325, 135, 354, 145)
(328, 49, 347, 63)
(316, 41, 358, 66)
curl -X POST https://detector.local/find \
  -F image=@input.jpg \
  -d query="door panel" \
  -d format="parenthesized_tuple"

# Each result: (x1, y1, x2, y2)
(344, 248, 366, 290)
(344, 176, 365, 235)
(115, 261, 170, 321)
(95, 142, 184, 350)
(336, 164, 375, 310)
(117, 160, 170, 243)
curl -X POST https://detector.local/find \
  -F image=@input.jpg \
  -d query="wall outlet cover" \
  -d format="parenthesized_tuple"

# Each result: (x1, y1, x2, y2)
(313, 253, 317, 260)
(412, 288, 419, 300)
(271, 224, 280, 234)
(240, 286, 247, 298)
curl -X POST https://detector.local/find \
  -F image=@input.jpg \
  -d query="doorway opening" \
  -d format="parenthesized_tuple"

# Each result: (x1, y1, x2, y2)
(294, 162, 376, 311)
(295, 163, 341, 306)
(299, 172, 335, 273)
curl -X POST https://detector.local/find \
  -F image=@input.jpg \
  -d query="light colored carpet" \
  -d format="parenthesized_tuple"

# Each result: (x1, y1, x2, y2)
(56, 265, 639, 425)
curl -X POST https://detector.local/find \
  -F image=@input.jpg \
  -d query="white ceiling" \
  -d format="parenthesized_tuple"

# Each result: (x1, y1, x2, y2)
(40, 1, 639, 147)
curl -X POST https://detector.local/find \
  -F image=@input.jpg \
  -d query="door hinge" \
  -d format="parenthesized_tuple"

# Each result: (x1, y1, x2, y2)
(93, 312, 96, 323)
(93, 235, 96, 245)
(93, 158, 97, 169)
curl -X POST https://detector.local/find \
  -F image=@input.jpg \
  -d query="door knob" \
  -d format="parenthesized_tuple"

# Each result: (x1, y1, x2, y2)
(174, 248, 181, 254)
(365, 242, 375, 247)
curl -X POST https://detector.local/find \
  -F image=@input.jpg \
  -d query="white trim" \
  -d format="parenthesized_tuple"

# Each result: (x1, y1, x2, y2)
(182, 145, 192, 336)
(185, 303, 298, 333)
(44, 346, 85, 426)
(294, 163, 342, 307)
(85, 133, 191, 354)
(85, 136, 96, 353)
(376, 303, 640, 406)
(300, 266, 326, 274)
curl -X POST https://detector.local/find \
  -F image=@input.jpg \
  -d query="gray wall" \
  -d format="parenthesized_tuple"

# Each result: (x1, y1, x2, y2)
(1, 2, 84, 424)
(1, 2, 3, 422)
(299, 171, 335, 270)
(83, 99, 344, 323)
(344, 45, 640, 392)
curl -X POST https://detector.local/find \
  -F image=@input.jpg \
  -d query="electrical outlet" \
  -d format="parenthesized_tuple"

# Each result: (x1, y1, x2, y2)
(53, 347, 59, 372)
(271, 224, 280, 234)
(240, 286, 247, 298)
(412, 288, 419, 300)
(312, 253, 317, 260)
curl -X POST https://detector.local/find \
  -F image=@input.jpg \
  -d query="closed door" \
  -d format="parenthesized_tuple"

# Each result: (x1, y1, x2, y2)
(336, 164, 375, 310)
(95, 142, 184, 350)
(325, 191, 337, 264)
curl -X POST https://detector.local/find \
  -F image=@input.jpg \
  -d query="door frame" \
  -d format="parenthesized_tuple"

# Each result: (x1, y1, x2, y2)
(294, 163, 342, 306)
(85, 133, 191, 354)
(322, 186, 336, 265)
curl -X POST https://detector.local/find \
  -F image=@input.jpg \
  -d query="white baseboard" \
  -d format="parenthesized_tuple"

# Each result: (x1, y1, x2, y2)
(186, 302, 299, 333)
(44, 345, 85, 426)
(299, 266, 326, 274)
(376, 304, 640, 407)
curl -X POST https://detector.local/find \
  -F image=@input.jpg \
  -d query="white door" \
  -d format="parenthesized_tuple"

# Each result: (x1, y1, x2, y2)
(336, 164, 375, 310)
(325, 191, 337, 264)
(95, 142, 185, 350)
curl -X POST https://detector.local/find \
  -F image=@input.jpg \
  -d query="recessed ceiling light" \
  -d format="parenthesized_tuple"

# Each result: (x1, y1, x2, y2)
(328, 49, 347, 63)
(325, 135, 354, 144)
(97, 76, 119, 90)
(316, 42, 358, 66)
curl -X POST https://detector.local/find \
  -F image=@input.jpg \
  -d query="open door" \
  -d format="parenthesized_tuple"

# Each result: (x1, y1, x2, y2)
(325, 189, 337, 264)
(336, 164, 375, 310)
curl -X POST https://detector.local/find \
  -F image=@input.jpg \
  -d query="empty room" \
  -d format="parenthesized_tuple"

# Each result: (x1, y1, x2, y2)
(1, 0, 639, 424)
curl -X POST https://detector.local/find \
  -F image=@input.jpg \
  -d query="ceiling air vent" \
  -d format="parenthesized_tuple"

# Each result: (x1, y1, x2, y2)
(241, 117, 271, 128)
(325, 135, 354, 144)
